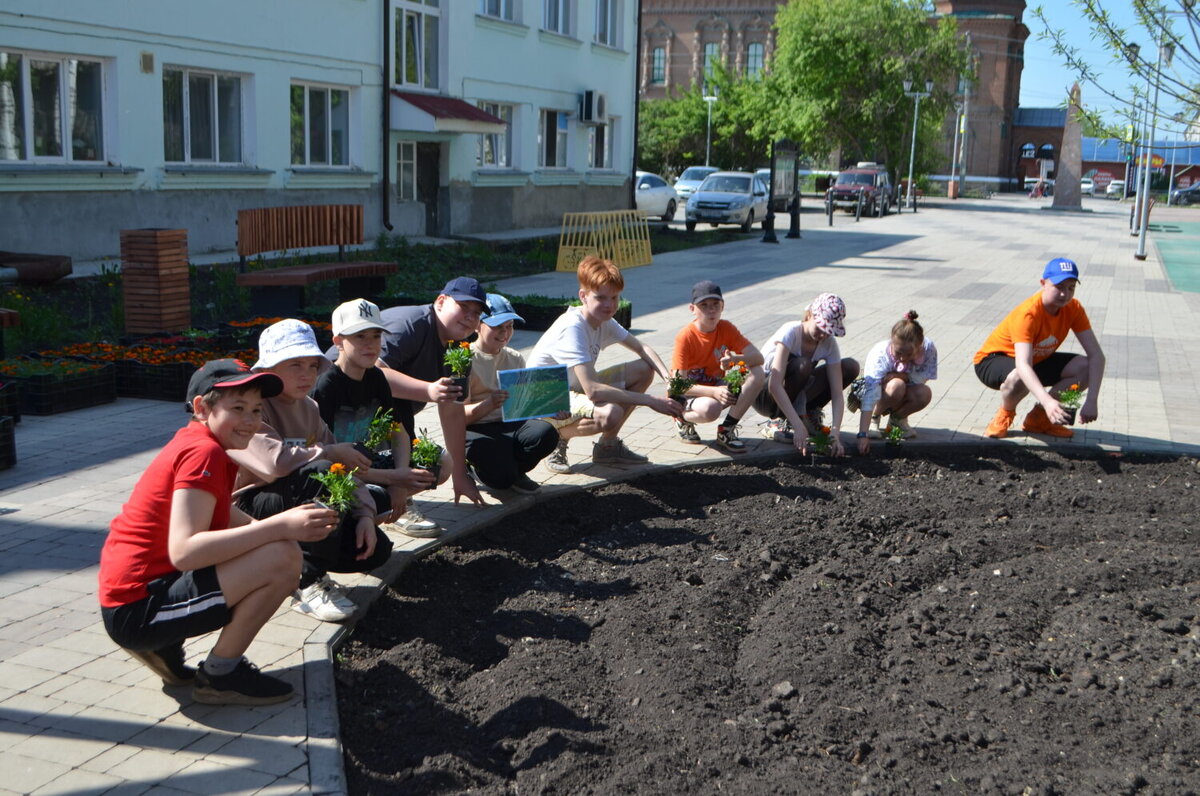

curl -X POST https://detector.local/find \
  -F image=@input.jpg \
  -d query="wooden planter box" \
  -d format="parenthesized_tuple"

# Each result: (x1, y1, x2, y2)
(0, 415, 14, 470)
(511, 300, 632, 332)
(0, 381, 18, 424)
(116, 359, 196, 403)
(8, 361, 117, 415)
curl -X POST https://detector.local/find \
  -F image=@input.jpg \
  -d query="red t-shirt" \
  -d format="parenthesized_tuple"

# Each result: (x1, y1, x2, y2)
(98, 422, 237, 607)
(671, 320, 751, 384)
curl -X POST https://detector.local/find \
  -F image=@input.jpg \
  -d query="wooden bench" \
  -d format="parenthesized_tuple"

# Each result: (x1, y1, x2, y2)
(235, 204, 397, 315)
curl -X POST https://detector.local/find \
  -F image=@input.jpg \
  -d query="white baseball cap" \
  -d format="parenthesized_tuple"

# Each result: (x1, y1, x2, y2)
(332, 298, 388, 337)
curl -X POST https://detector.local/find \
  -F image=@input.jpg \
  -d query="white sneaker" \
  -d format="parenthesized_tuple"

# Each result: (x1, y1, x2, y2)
(396, 502, 441, 538)
(292, 577, 355, 622)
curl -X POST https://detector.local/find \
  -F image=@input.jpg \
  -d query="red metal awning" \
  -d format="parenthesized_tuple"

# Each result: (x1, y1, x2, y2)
(390, 90, 506, 134)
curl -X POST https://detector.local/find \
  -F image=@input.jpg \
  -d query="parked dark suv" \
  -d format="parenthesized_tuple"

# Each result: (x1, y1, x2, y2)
(1170, 182, 1200, 206)
(825, 163, 895, 217)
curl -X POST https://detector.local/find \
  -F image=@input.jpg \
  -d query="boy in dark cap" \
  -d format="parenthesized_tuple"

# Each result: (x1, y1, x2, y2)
(669, 280, 765, 452)
(974, 257, 1106, 439)
(98, 360, 338, 705)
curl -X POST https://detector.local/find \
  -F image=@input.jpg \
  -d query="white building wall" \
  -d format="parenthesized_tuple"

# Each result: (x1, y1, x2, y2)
(0, 0, 383, 259)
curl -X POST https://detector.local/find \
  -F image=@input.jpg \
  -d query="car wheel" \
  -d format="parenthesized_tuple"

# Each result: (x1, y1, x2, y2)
(741, 211, 754, 233)
(685, 220, 696, 232)
(662, 200, 676, 223)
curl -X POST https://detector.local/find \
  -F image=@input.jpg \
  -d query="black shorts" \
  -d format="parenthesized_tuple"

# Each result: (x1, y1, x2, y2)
(101, 566, 230, 651)
(974, 352, 1078, 390)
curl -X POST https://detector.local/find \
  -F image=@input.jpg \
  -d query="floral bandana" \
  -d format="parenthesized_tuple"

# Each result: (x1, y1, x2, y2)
(808, 293, 846, 337)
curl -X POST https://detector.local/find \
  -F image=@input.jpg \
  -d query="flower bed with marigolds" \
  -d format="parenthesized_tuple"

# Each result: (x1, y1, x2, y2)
(38, 342, 257, 402)
(0, 358, 117, 415)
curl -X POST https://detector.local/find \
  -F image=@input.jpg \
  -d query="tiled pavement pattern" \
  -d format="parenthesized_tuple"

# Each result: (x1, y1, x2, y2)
(1, 195, 1198, 795)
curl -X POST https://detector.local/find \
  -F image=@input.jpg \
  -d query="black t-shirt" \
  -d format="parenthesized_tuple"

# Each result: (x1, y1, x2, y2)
(312, 365, 394, 446)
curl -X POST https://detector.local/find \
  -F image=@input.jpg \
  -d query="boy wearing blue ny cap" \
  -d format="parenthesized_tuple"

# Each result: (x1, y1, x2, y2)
(462, 293, 562, 493)
(973, 257, 1106, 439)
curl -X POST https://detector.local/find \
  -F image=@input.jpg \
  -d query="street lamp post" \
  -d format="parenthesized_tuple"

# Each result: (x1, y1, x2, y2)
(703, 87, 719, 167)
(903, 79, 933, 213)
(1136, 28, 1173, 261)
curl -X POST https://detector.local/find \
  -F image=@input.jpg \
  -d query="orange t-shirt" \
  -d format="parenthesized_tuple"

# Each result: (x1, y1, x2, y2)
(672, 320, 751, 384)
(973, 291, 1091, 365)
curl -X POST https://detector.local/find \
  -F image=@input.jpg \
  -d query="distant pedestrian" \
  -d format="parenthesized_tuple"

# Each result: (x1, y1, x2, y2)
(974, 257, 1106, 439)
(848, 310, 938, 455)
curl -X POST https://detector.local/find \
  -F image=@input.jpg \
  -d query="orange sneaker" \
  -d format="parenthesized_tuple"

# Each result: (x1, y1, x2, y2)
(1022, 404, 1074, 438)
(984, 407, 1016, 438)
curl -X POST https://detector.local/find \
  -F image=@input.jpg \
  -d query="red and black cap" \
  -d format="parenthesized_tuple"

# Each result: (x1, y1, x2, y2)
(185, 358, 283, 411)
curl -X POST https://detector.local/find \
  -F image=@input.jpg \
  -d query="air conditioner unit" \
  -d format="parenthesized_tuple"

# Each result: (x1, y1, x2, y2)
(580, 90, 608, 124)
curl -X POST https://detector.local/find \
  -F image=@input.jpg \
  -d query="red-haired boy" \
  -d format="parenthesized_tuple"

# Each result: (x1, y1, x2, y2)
(527, 256, 682, 469)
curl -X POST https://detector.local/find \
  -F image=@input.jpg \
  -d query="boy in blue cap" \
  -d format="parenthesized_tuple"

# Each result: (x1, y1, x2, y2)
(974, 257, 1106, 439)
(462, 293, 562, 493)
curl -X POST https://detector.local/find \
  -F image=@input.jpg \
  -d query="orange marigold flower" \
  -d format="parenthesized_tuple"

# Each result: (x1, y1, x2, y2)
(459, 341, 470, 349)
(821, 426, 831, 434)
(1070, 383, 1079, 391)
(329, 463, 347, 475)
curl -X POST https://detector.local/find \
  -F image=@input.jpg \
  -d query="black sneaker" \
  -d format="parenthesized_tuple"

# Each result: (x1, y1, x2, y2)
(126, 642, 195, 686)
(192, 659, 294, 706)
(510, 472, 541, 494)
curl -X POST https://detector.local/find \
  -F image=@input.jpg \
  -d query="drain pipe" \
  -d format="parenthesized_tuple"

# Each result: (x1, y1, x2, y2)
(629, 0, 643, 210)
(381, 0, 393, 231)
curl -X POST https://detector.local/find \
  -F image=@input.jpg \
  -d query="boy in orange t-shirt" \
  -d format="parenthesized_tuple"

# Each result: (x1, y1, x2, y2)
(973, 258, 1106, 438)
(670, 280, 765, 452)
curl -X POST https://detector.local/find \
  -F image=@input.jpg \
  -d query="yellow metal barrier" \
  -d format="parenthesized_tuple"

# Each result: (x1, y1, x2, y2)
(555, 210, 653, 272)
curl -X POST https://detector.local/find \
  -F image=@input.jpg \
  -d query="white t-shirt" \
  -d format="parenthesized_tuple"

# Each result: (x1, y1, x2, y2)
(527, 306, 629, 390)
(759, 321, 840, 378)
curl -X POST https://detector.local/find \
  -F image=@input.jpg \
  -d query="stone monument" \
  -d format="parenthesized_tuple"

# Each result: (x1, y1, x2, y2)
(1051, 83, 1084, 211)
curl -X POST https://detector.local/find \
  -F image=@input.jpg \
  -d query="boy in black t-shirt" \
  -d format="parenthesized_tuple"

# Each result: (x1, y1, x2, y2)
(313, 299, 447, 537)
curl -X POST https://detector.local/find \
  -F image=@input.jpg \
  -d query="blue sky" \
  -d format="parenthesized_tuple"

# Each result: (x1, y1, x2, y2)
(1019, 2, 1189, 134)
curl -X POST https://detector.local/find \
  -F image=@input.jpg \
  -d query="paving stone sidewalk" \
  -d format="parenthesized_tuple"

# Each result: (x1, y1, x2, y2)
(0, 194, 1197, 795)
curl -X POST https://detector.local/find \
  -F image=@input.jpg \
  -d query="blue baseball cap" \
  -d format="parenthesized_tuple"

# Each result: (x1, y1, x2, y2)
(482, 293, 525, 327)
(1042, 257, 1081, 285)
(440, 276, 488, 307)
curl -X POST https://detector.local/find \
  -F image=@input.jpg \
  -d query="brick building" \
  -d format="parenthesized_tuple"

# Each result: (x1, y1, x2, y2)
(638, 2, 779, 99)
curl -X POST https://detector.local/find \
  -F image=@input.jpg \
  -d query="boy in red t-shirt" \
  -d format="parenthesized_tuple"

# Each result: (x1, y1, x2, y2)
(99, 360, 338, 705)
(973, 258, 1106, 439)
(670, 280, 765, 453)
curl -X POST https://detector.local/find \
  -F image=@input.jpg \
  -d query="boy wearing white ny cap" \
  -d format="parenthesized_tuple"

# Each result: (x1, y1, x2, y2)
(313, 299, 447, 527)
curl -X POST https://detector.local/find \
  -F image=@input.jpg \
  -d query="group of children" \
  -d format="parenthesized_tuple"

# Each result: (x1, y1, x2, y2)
(98, 254, 1104, 706)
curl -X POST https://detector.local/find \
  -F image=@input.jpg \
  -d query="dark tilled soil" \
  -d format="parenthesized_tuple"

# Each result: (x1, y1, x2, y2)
(337, 448, 1200, 795)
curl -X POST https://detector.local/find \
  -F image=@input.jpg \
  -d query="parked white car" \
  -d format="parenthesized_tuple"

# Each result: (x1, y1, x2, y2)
(1106, 179, 1126, 198)
(673, 166, 719, 202)
(634, 170, 679, 222)
(1080, 178, 1095, 196)
(685, 171, 770, 233)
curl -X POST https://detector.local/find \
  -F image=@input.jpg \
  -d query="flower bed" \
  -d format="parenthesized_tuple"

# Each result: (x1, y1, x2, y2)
(41, 342, 257, 403)
(0, 358, 117, 415)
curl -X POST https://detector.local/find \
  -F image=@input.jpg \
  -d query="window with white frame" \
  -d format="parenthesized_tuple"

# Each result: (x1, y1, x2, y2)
(538, 109, 568, 168)
(480, 0, 514, 21)
(746, 42, 764, 79)
(588, 118, 614, 169)
(291, 83, 350, 166)
(163, 67, 243, 163)
(544, 0, 572, 36)
(650, 47, 665, 84)
(394, 1, 440, 90)
(476, 102, 512, 168)
(0, 49, 105, 162)
(595, 0, 620, 47)
(704, 42, 721, 78)
(397, 140, 416, 200)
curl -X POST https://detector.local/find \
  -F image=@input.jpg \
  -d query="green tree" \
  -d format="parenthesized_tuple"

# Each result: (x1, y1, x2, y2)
(1031, 1, 1198, 139)
(764, 0, 969, 181)
(638, 63, 773, 178)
